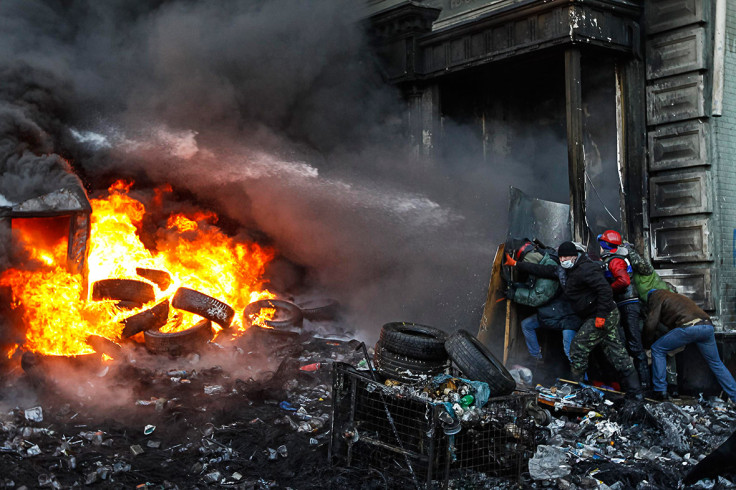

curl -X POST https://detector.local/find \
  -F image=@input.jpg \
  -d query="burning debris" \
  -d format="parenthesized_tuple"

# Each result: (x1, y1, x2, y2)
(0, 180, 277, 360)
(0, 2, 735, 489)
(1, 299, 736, 488)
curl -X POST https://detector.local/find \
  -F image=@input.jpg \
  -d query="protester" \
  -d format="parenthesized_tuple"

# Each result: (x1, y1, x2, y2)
(505, 241, 643, 399)
(643, 289, 736, 402)
(597, 230, 650, 389)
(504, 240, 581, 364)
(616, 240, 674, 303)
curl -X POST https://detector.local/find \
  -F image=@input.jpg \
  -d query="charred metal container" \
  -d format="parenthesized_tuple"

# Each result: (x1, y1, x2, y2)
(329, 363, 538, 486)
(1, 185, 91, 288)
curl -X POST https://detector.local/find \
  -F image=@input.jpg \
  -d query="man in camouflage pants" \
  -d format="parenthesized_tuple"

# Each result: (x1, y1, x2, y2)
(506, 241, 643, 399)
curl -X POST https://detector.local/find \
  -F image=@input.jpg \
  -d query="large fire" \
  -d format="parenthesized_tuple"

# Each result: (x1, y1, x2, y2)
(1, 181, 276, 356)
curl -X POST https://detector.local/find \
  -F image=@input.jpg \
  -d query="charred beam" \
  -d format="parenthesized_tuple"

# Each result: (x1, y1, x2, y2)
(565, 48, 587, 243)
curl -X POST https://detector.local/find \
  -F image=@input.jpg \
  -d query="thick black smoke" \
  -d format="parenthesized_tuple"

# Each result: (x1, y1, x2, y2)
(0, 0, 569, 336)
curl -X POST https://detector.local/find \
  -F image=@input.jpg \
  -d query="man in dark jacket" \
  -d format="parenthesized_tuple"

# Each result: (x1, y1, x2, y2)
(505, 241, 581, 363)
(644, 289, 736, 402)
(505, 241, 642, 397)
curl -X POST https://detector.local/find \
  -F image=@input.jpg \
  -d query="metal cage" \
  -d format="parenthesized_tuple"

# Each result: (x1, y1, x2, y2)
(329, 363, 538, 487)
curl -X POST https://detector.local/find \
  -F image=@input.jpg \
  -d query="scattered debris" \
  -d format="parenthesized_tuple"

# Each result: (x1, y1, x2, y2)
(3, 323, 736, 488)
(24, 406, 43, 423)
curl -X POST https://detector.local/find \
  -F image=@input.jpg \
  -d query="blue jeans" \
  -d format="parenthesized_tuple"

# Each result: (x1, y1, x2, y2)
(521, 315, 575, 362)
(651, 323, 736, 401)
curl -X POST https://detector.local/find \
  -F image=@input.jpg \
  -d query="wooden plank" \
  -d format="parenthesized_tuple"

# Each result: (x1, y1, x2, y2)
(503, 298, 511, 365)
(477, 244, 508, 361)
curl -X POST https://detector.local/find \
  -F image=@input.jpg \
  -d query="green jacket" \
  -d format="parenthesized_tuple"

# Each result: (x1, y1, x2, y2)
(623, 245, 674, 302)
(512, 252, 559, 307)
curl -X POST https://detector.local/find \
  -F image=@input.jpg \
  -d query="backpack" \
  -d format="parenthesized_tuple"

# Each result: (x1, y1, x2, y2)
(633, 270, 674, 302)
(620, 244, 675, 302)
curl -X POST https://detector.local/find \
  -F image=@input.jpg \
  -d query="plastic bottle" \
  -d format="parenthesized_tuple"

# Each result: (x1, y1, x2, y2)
(460, 395, 474, 408)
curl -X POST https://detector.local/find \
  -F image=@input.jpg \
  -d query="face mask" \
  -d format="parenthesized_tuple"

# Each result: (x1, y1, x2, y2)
(560, 259, 575, 269)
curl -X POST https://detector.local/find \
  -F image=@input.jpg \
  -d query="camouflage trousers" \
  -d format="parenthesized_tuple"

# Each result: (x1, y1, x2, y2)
(569, 309, 635, 376)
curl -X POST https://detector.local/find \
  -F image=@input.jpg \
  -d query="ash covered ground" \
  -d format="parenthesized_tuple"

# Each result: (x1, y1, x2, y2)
(0, 324, 735, 490)
(0, 325, 381, 489)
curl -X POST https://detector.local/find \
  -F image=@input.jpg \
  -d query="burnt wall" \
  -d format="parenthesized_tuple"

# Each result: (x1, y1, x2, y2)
(644, 0, 717, 314)
(711, 3, 736, 329)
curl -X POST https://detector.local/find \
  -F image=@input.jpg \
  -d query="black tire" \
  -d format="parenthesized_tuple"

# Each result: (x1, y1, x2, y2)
(171, 287, 234, 329)
(115, 300, 144, 310)
(86, 335, 124, 359)
(249, 323, 301, 341)
(444, 330, 516, 396)
(243, 299, 303, 329)
(144, 319, 213, 355)
(92, 279, 155, 304)
(136, 268, 172, 290)
(298, 298, 340, 321)
(379, 322, 448, 361)
(374, 342, 448, 382)
(120, 300, 170, 338)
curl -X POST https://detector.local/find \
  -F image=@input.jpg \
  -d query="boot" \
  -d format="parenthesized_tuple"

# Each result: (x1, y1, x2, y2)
(650, 391, 670, 402)
(570, 368, 586, 384)
(620, 370, 644, 401)
(634, 359, 651, 391)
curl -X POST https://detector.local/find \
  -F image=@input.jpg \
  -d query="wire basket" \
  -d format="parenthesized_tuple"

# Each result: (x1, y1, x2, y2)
(329, 363, 538, 486)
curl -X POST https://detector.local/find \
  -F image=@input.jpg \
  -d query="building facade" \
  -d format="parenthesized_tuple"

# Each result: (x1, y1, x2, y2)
(366, 0, 736, 329)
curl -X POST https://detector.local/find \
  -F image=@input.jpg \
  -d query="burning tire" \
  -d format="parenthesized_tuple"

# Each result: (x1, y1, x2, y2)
(379, 322, 448, 361)
(243, 299, 303, 329)
(373, 341, 448, 382)
(136, 268, 172, 290)
(445, 330, 516, 396)
(115, 300, 145, 310)
(92, 279, 155, 304)
(143, 319, 213, 355)
(120, 300, 170, 338)
(298, 298, 340, 321)
(171, 287, 234, 329)
(86, 335, 124, 359)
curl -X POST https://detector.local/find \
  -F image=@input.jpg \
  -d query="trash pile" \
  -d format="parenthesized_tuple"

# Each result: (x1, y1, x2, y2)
(527, 380, 736, 488)
(0, 316, 383, 489)
(2, 312, 736, 489)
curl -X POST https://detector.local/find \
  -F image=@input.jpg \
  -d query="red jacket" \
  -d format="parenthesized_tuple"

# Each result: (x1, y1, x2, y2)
(607, 257, 630, 293)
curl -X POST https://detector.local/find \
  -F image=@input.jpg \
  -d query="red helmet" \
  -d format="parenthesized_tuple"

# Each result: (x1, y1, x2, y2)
(597, 230, 622, 246)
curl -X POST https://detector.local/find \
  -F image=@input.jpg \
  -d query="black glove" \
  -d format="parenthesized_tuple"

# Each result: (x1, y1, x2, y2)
(504, 283, 516, 300)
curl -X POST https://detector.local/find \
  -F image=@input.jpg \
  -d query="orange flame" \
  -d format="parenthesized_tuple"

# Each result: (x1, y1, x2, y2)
(246, 307, 277, 328)
(0, 180, 276, 356)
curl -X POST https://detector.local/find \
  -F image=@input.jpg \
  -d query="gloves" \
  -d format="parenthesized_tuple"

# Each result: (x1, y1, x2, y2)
(504, 284, 516, 300)
(595, 317, 606, 329)
(504, 253, 517, 266)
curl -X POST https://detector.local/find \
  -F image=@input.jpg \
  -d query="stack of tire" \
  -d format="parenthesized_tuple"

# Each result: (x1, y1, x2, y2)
(90, 277, 235, 355)
(374, 322, 449, 383)
(374, 323, 516, 397)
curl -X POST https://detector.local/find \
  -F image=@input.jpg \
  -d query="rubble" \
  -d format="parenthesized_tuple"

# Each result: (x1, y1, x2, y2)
(0, 327, 383, 488)
(2, 322, 736, 488)
(522, 379, 736, 488)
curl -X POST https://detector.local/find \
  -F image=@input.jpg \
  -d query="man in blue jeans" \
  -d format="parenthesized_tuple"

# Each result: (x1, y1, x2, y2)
(505, 240, 581, 365)
(521, 313, 578, 362)
(643, 289, 736, 402)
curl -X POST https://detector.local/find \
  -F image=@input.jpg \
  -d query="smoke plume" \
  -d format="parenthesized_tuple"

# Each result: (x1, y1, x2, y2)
(0, 0, 571, 338)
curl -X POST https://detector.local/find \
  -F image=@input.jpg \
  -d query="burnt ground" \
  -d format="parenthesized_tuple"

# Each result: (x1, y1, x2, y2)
(0, 330, 409, 490)
(0, 328, 735, 490)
